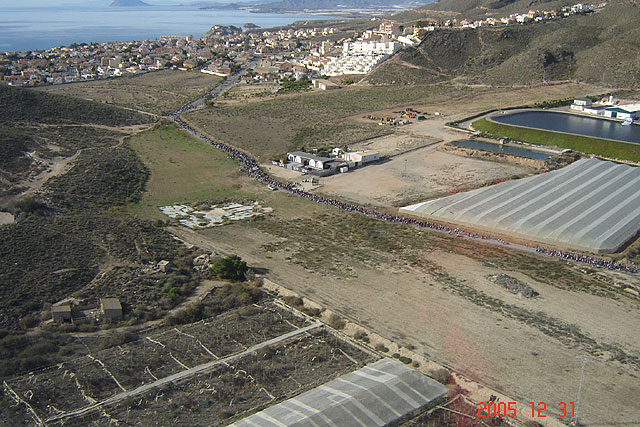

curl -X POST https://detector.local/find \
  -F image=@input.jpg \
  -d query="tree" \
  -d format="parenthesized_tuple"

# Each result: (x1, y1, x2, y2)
(210, 255, 248, 281)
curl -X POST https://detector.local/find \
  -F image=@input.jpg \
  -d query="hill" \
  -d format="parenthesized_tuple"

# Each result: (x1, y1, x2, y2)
(110, 0, 150, 6)
(369, 0, 640, 87)
(257, 0, 428, 12)
(0, 85, 152, 195)
(419, 0, 574, 18)
(0, 86, 198, 339)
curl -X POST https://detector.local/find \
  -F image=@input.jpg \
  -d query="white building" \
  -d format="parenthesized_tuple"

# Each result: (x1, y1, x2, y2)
(322, 41, 402, 76)
(570, 97, 593, 111)
(604, 104, 640, 120)
(342, 151, 380, 165)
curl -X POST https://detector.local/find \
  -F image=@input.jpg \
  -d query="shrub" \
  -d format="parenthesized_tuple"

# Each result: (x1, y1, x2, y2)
(375, 344, 389, 353)
(281, 295, 303, 308)
(302, 307, 322, 317)
(210, 255, 248, 281)
(354, 330, 368, 340)
(326, 313, 345, 329)
(432, 368, 451, 385)
(398, 356, 412, 364)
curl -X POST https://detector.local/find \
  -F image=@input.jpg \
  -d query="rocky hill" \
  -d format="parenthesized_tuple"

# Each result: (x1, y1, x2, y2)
(368, 0, 640, 88)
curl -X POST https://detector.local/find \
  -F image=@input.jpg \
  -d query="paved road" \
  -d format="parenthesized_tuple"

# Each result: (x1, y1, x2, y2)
(45, 322, 322, 423)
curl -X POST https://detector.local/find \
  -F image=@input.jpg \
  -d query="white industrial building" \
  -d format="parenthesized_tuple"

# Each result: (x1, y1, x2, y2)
(342, 151, 380, 165)
(603, 104, 640, 120)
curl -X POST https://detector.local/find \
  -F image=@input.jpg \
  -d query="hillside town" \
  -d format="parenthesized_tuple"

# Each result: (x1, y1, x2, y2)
(0, 1, 603, 87)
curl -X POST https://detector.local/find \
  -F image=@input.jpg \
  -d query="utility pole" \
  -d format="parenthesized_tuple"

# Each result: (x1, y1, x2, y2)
(404, 159, 407, 176)
(572, 355, 590, 426)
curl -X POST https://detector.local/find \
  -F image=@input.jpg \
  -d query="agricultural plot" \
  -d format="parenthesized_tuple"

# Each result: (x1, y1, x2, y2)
(5, 367, 90, 417)
(3, 302, 314, 425)
(63, 328, 376, 426)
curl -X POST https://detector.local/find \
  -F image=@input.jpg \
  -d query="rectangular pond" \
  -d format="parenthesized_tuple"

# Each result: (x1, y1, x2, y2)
(491, 111, 640, 144)
(452, 140, 552, 159)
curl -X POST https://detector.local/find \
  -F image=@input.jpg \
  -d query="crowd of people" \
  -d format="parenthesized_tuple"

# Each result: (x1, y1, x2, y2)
(169, 114, 639, 275)
(535, 247, 638, 273)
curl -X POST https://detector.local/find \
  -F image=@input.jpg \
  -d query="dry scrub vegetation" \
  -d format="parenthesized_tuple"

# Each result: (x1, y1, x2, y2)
(37, 70, 222, 115)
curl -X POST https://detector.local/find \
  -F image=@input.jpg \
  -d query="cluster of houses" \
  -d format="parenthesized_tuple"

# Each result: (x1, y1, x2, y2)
(1, 1, 609, 88)
(1, 35, 212, 86)
(415, 2, 602, 33)
(274, 148, 380, 177)
(571, 97, 640, 123)
(51, 298, 123, 324)
(0, 23, 341, 87)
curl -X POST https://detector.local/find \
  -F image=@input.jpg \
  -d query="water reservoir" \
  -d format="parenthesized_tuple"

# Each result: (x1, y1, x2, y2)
(491, 111, 640, 144)
(452, 140, 551, 159)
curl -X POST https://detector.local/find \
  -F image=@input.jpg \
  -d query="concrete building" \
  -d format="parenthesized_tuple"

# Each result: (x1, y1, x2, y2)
(312, 78, 339, 90)
(401, 158, 640, 253)
(100, 298, 122, 321)
(570, 97, 593, 111)
(230, 358, 447, 427)
(51, 305, 72, 323)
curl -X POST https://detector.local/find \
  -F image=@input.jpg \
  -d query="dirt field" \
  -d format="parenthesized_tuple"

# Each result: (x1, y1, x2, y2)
(317, 146, 533, 207)
(37, 70, 222, 115)
(168, 208, 640, 426)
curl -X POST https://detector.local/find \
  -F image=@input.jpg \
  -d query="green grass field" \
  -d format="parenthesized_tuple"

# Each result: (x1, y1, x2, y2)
(473, 118, 640, 162)
(126, 123, 254, 219)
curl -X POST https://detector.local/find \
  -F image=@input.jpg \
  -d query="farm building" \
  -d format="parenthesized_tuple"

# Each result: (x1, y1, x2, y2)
(400, 158, 640, 253)
(100, 298, 122, 321)
(51, 305, 71, 323)
(230, 358, 447, 427)
(286, 151, 348, 173)
(287, 151, 333, 170)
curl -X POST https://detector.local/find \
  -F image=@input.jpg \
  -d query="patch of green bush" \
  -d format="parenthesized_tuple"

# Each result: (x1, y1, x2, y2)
(210, 255, 248, 281)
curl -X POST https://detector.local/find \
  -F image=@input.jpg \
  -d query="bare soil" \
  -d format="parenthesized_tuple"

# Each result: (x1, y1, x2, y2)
(169, 214, 640, 426)
(317, 146, 533, 207)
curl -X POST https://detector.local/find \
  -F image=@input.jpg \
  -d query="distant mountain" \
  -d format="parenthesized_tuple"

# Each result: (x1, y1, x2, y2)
(257, 0, 429, 12)
(110, 0, 151, 6)
(367, 0, 640, 88)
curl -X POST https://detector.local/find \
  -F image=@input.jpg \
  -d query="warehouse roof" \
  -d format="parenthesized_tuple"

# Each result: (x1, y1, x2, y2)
(607, 104, 640, 113)
(230, 358, 447, 427)
(400, 158, 640, 253)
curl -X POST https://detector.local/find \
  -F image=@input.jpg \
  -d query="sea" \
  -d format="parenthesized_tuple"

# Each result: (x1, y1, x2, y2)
(0, 5, 338, 52)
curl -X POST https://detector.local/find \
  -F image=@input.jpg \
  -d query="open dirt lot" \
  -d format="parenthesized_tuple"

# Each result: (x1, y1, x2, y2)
(169, 209, 640, 426)
(37, 70, 222, 116)
(317, 146, 534, 207)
